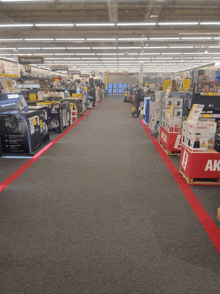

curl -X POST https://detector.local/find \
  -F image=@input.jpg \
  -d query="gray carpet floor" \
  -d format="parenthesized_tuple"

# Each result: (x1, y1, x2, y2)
(0, 96, 220, 294)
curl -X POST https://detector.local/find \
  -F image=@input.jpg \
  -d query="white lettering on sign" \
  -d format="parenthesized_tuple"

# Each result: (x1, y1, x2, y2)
(205, 160, 220, 172)
(7, 94, 19, 99)
(174, 134, 182, 150)
(181, 149, 188, 171)
(161, 131, 167, 143)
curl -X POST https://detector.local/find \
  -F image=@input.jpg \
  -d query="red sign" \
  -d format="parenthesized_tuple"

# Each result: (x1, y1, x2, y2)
(180, 144, 220, 179)
(159, 126, 182, 152)
(114, 72, 117, 75)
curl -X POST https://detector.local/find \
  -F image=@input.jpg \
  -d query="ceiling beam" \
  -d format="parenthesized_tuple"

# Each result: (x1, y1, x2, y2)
(107, 0, 118, 23)
(145, 0, 154, 20)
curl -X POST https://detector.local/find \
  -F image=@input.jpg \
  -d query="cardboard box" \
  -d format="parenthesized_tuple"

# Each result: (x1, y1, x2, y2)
(162, 109, 170, 119)
(163, 98, 174, 109)
(174, 98, 183, 109)
(173, 108, 183, 119)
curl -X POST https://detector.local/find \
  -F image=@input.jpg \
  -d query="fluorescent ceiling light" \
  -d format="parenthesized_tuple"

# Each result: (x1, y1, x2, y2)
(55, 38, 85, 41)
(156, 58, 173, 59)
(161, 53, 182, 55)
(42, 47, 66, 49)
(158, 22, 198, 26)
(81, 58, 100, 60)
(0, 54, 12, 55)
(0, 24, 33, 27)
(137, 58, 151, 59)
(86, 38, 116, 41)
(75, 23, 115, 27)
(35, 24, 74, 27)
(0, 47, 16, 49)
(169, 46, 194, 48)
(181, 37, 212, 40)
(118, 47, 142, 49)
(140, 53, 159, 55)
(100, 58, 117, 59)
(92, 47, 116, 49)
(25, 38, 54, 41)
(0, 39, 23, 42)
(118, 38, 148, 41)
(143, 46, 168, 49)
(117, 23, 156, 26)
(75, 53, 96, 55)
(45, 58, 63, 60)
(183, 52, 205, 55)
(200, 22, 220, 25)
(67, 47, 91, 49)
(17, 47, 41, 49)
(209, 46, 220, 48)
(55, 53, 74, 55)
(149, 37, 180, 40)
(96, 53, 117, 55)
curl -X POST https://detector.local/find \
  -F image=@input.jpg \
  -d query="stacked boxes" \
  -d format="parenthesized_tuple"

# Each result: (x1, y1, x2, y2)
(149, 90, 162, 134)
(70, 103, 77, 121)
(162, 96, 183, 133)
(182, 120, 217, 152)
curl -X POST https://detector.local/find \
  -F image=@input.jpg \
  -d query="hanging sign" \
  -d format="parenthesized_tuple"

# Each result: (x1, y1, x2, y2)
(186, 104, 204, 124)
(18, 56, 45, 65)
(80, 73, 90, 77)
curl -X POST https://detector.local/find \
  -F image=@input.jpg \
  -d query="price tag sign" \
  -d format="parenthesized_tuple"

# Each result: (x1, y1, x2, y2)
(187, 104, 204, 124)
(167, 103, 174, 118)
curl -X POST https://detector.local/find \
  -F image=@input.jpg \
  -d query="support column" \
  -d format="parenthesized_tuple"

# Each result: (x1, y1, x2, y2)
(139, 62, 144, 88)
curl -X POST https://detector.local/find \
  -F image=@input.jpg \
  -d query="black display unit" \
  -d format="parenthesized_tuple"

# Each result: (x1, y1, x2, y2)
(191, 93, 220, 112)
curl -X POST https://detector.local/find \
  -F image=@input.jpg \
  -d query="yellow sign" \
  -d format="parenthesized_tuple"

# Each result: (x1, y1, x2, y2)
(163, 80, 172, 92)
(55, 79, 59, 83)
(167, 103, 174, 118)
(29, 94, 36, 101)
(182, 79, 190, 91)
(33, 118, 37, 125)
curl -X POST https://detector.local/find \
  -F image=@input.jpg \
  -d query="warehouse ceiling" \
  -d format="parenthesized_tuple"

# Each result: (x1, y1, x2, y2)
(0, 0, 220, 74)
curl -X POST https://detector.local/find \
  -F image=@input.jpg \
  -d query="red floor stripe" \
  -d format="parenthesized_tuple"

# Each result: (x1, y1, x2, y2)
(139, 119, 220, 254)
(0, 98, 107, 194)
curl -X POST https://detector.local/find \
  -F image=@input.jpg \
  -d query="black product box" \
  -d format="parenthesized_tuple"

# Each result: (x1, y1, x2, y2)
(214, 142, 220, 152)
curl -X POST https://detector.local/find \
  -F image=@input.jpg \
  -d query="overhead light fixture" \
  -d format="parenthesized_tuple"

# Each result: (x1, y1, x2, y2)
(118, 38, 148, 41)
(100, 58, 117, 59)
(86, 38, 116, 41)
(169, 46, 194, 48)
(143, 46, 168, 49)
(149, 37, 180, 40)
(81, 58, 100, 60)
(0, 39, 23, 42)
(55, 53, 74, 55)
(75, 23, 115, 27)
(17, 47, 41, 49)
(0, 47, 16, 49)
(35, 23, 74, 27)
(161, 53, 182, 55)
(67, 47, 91, 49)
(117, 23, 156, 26)
(25, 38, 54, 41)
(75, 53, 96, 55)
(181, 37, 212, 40)
(92, 47, 116, 49)
(0, 54, 12, 55)
(158, 22, 198, 26)
(42, 47, 66, 49)
(45, 58, 63, 60)
(118, 47, 142, 49)
(200, 22, 220, 25)
(150, 15, 159, 18)
(0, 24, 33, 27)
(96, 53, 117, 55)
(55, 38, 85, 41)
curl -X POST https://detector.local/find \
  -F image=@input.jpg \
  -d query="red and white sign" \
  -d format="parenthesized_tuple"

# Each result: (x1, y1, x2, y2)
(159, 126, 182, 152)
(180, 144, 220, 178)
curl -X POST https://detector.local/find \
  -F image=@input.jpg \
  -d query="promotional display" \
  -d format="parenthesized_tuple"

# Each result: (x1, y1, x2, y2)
(159, 126, 182, 156)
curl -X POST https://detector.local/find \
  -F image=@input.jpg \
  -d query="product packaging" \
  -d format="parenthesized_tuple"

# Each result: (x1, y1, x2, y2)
(173, 108, 183, 119)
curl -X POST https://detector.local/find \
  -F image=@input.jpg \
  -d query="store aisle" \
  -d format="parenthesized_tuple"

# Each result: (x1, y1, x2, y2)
(0, 96, 220, 294)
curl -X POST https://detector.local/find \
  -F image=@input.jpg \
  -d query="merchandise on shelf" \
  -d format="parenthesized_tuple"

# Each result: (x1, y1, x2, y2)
(182, 120, 217, 152)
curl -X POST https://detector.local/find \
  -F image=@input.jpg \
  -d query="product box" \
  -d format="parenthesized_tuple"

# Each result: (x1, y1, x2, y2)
(182, 121, 188, 145)
(163, 98, 174, 109)
(173, 108, 183, 119)
(187, 123, 209, 151)
(150, 101, 161, 110)
(174, 98, 183, 109)
(162, 109, 170, 119)
(201, 81, 208, 92)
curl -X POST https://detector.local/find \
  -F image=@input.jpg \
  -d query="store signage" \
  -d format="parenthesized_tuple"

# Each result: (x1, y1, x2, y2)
(174, 135, 182, 150)
(91, 71, 96, 77)
(161, 131, 167, 143)
(7, 94, 20, 99)
(205, 160, 220, 172)
(181, 149, 189, 171)
(80, 74, 90, 77)
(69, 70, 81, 75)
(51, 66, 68, 71)
(187, 104, 204, 124)
(25, 65, 31, 73)
(18, 56, 45, 65)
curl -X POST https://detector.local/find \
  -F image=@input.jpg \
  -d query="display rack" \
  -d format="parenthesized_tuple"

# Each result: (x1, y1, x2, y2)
(159, 126, 182, 156)
(179, 144, 220, 186)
